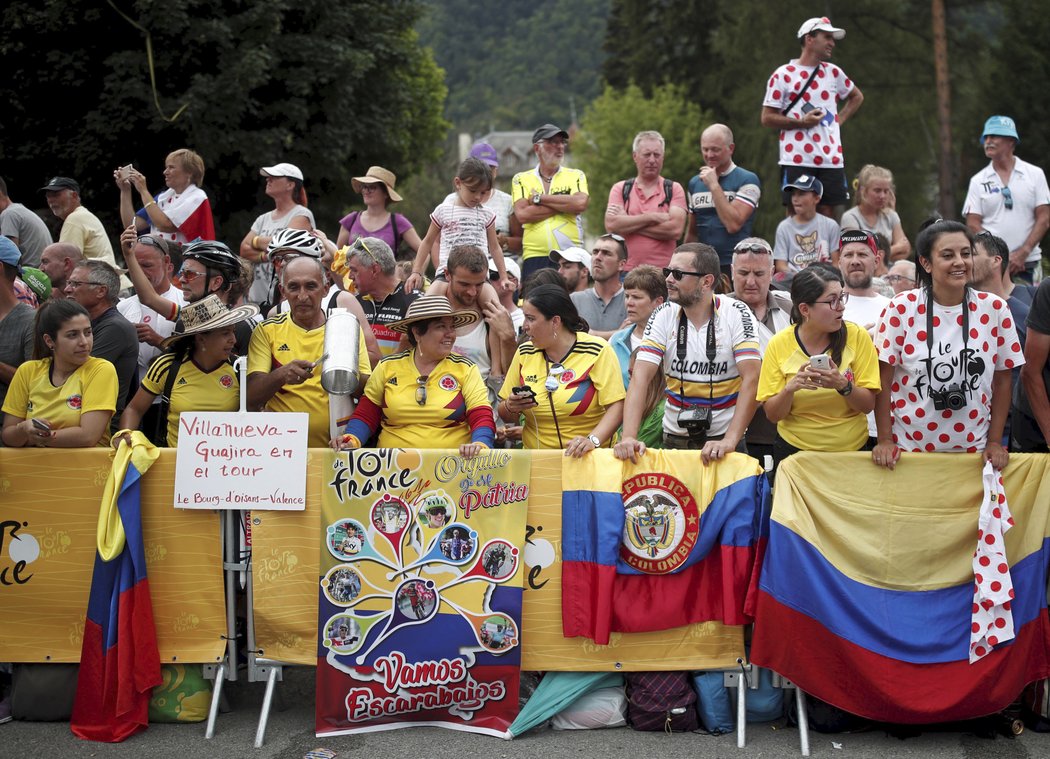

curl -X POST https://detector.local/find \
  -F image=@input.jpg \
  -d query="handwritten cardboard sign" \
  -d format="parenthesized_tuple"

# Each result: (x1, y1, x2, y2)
(174, 412, 308, 510)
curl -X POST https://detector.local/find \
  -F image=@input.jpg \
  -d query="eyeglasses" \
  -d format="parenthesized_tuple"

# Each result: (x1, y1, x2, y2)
(360, 183, 383, 192)
(415, 375, 428, 406)
(177, 265, 206, 283)
(812, 293, 850, 309)
(352, 238, 377, 265)
(885, 274, 914, 284)
(66, 279, 104, 289)
(1002, 186, 1014, 211)
(733, 243, 771, 255)
(663, 267, 706, 281)
(544, 363, 565, 393)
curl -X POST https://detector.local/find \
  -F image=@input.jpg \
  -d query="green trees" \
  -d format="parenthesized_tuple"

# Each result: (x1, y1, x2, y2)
(0, 0, 448, 241)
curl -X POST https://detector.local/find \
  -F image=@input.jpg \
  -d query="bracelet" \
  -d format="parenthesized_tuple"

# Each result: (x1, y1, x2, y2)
(252, 235, 261, 250)
(144, 200, 156, 210)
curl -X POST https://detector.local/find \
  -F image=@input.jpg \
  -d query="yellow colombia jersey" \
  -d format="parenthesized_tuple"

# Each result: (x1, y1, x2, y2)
(500, 332, 625, 450)
(756, 321, 881, 451)
(142, 354, 240, 446)
(511, 166, 588, 261)
(363, 350, 490, 449)
(247, 313, 370, 447)
(1, 356, 118, 447)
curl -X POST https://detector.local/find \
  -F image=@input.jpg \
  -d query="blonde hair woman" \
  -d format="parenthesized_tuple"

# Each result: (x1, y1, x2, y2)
(840, 165, 910, 262)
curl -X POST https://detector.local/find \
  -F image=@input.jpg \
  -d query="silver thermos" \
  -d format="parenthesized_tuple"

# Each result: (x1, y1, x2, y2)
(321, 308, 360, 395)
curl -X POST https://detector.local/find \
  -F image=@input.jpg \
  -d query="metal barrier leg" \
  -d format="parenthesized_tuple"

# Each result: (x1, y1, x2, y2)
(796, 688, 811, 757)
(736, 670, 746, 748)
(222, 511, 239, 681)
(254, 665, 279, 749)
(204, 661, 227, 739)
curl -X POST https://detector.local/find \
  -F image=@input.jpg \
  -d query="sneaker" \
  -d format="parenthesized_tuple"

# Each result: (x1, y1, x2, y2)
(0, 694, 12, 724)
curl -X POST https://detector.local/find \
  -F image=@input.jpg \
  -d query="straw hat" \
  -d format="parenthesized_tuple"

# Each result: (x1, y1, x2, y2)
(388, 295, 479, 334)
(351, 166, 402, 202)
(160, 295, 259, 348)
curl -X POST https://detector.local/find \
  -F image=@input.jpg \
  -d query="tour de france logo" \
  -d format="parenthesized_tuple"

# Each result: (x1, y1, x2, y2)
(620, 472, 699, 574)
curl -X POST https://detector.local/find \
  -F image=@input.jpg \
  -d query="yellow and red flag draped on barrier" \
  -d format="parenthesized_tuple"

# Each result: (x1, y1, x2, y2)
(315, 449, 529, 738)
(751, 452, 1050, 723)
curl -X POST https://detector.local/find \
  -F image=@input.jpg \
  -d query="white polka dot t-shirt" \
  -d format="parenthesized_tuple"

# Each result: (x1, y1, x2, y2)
(763, 61, 854, 168)
(875, 288, 1024, 452)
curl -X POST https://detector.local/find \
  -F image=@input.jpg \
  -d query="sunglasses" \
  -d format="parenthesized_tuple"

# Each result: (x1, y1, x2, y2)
(415, 375, 428, 406)
(178, 265, 206, 283)
(600, 233, 625, 243)
(1002, 186, 1014, 211)
(66, 279, 104, 289)
(663, 267, 706, 281)
(361, 183, 384, 192)
(136, 235, 168, 253)
(733, 243, 771, 255)
(352, 238, 378, 265)
(544, 363, 565, 393)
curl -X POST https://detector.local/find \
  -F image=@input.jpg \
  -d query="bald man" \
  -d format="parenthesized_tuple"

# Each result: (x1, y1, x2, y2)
(685, 123, 762, 278)
(38, 242, 84, 299)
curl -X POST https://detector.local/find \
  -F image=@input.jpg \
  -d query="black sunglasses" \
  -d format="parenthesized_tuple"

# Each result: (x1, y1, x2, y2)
(663, 267, 706, 281)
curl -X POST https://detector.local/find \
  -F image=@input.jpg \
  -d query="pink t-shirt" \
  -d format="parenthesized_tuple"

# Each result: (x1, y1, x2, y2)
(763, 61, 854, 168)
(607, 178, 686, 270)
(875, 289, 1024, 452)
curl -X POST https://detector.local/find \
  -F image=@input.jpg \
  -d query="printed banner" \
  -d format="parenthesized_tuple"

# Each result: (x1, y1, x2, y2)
(751, 451, 1050, 723)
(0, 449, 226, 664)
(251, 450, 747, 670)
(315, 449, 529, 738)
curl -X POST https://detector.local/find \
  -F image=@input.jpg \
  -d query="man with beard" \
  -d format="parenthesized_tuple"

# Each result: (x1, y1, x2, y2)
(839, 229, 889, 333)
(572, 233, 628, 338)
(512, 123, 589, 281)
(614, 243, 760, 462)
(550, 247, 590, 293)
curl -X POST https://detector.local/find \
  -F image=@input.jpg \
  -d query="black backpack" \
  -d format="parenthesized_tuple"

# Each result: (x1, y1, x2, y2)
(622, 178, 674, 212)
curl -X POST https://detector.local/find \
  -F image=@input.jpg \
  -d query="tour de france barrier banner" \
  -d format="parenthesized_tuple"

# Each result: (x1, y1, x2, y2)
(250, 450, 749, 673)
(315, 448, 530, 737)
(0, 449, 226, 664)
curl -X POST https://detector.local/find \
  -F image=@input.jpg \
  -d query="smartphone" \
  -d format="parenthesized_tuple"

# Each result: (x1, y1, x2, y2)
(117, 163, 133, 181)
(512, 385, 535, 401)
(31, 418, 52, 432)
(810, 354, 831, 371)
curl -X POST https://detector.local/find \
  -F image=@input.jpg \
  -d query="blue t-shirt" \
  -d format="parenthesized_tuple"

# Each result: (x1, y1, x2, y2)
(687, 166, 762, 264)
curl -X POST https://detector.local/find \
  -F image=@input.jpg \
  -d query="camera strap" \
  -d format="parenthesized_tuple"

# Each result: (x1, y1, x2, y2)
(675, 299, 717, 408)
(781, 63, 823, 116)
(925, 286, 969, 381)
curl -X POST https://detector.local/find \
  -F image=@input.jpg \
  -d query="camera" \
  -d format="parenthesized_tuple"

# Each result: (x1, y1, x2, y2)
(678, 406, 711, 438)
(931, 383, 968, 411)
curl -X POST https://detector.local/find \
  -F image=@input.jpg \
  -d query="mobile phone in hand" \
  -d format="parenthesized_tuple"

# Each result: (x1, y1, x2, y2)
(32, 418, 52, 432)
(810, 354, 831, 371)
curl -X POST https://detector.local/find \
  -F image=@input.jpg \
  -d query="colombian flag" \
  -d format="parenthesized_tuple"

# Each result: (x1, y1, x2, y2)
(71, 432, 163, 742)
(561, 450, 769, 645)
(751, 452, 1050, 723)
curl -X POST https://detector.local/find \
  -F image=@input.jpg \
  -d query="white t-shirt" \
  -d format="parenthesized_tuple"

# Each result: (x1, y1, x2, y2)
(773, 214, 841, 274)
(430, 202, 495, 275)
(843, 293, 889, 330)
(875, 288, 1025, 451)
(117, 283, 186, 377)
(962, 158, 1050, 264)
(443, 189, 513, 236)
(247, 205, 316, 305)
(637, 297, 760, 437)
(840, 206, 901, 244)
(762, 61, 855, 168)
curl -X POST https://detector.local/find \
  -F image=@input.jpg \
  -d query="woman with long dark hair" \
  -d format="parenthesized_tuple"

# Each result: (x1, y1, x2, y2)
(757, 265, 880, 470)
(872, 220, 1024, 470)
(498, 284, 624, 455)
(2, 299, 118, 447)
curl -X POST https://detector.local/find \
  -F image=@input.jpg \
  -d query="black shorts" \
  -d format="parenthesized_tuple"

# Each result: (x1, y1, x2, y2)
(781, 166, 850, 207)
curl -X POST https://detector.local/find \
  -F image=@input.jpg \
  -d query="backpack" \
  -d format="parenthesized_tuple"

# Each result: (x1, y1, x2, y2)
(624, 671, 699, 732)
(343, 211, 402, 256)
(622, 178, 674, 213)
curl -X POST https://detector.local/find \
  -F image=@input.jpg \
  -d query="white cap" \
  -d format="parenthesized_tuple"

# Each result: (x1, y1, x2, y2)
(797, 16, 845, 40)
(549, 247, 591, 270)
(489, 256, 521, 281)
(260, 163, 304, 181)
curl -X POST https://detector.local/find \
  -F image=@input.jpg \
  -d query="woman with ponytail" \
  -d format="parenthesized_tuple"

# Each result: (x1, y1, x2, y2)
(757, 264, 881, 471)
(498, 284, 624, 456)
(239, 163, 316, 305)
(841, 164, 911, 262)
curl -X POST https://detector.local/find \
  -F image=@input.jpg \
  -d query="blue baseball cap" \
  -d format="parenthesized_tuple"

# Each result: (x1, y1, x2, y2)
(981, 115, 1019, 144)
(784, 174, 824, 199)
(0, 236, 22, 274)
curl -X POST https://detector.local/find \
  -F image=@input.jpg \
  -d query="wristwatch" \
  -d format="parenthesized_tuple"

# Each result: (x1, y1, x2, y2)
(587, 434, 601, 448)
(532, 192, 542, 205)
(836, 379, 854, 396)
